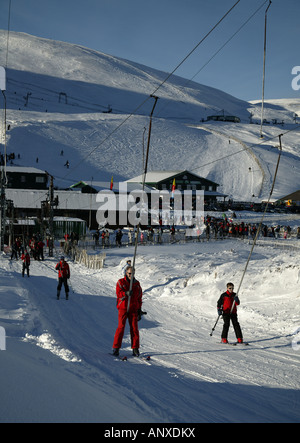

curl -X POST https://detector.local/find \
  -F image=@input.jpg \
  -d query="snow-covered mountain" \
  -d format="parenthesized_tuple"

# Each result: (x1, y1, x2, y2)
(0, 31, 300, 424)
(1, 30, 299, 199)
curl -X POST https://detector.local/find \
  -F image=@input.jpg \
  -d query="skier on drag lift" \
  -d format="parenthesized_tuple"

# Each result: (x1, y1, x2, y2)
(112, 266, 143, 357)
(217, 282, 244, 344)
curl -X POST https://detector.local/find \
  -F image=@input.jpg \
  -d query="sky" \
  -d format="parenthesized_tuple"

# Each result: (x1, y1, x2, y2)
(0, 0, 299, 101)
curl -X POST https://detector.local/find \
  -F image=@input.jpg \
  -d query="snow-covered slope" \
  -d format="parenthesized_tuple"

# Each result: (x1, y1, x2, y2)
(1, 31, 299, 199)
(1, 236, 300, 423)
(0, 32, 300, 424)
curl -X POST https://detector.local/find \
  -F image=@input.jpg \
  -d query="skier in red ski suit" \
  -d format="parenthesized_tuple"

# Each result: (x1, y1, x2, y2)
(21, 250, 31, 277)
(55, 256, 70, 300)
(217, 282, 243, 343)
(112, 266, 143, 356)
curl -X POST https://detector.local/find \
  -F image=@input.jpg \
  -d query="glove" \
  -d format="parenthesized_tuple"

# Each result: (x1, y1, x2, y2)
(125, 290, 132, 298)
(234, 296, 240, 304)
(218, 308, 223, 316)
(137, 309, 142, 321)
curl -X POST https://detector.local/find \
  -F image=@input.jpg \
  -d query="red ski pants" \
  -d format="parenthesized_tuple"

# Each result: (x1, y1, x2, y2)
(113, 310, 140, 349)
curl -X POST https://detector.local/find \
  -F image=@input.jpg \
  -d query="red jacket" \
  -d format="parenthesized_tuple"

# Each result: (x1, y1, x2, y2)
(21, 253, 30, 265)
(217, 290, 240, 314)
(116, 276, 142, 312)
(56, 261, 70, 279)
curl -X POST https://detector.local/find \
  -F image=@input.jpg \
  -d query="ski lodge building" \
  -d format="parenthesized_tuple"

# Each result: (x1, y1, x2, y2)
(126, 170, 226, 201)
(3, 168, 227, 235)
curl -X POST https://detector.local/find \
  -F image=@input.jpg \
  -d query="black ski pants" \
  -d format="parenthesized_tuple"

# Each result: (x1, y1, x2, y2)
(22, 263, 30, 277)
(221, 313, 243, 340)
(57, 277, 69, 295)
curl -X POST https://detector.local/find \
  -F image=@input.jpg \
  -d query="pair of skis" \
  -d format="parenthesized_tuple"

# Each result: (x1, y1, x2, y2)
(111, 353, 151, 362)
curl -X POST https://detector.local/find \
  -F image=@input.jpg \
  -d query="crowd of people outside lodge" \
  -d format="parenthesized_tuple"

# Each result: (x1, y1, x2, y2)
(10, 234, 45, 261)
(85, 215, 299, 250)
(9, 216, 299, 261)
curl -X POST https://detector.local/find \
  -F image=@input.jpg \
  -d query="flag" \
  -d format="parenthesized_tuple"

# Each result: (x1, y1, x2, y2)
(171, 179, 176, 195)
(110, 175, 113, 190)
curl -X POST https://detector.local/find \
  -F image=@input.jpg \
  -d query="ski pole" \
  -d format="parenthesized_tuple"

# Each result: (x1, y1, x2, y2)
(210, 314, 221, 336)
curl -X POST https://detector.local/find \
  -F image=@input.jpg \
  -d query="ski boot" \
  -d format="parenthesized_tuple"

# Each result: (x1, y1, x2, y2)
(132, 348, 140, 357)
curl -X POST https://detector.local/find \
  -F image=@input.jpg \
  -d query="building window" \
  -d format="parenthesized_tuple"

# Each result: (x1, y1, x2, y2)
(36, 176, 45, 183)
(21, 176, 26, 183)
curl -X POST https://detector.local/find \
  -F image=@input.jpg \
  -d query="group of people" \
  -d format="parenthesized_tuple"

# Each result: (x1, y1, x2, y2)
(93, 229, 110, 247)
(10, 235, 45, 278)
(11, 236, 45, 262)
(28, 236, 45, 261)
(14, 234, 244, 353)
(204, 215, 296, 241)
(10, 235, 70, 297)
(112, 261, 244, 357)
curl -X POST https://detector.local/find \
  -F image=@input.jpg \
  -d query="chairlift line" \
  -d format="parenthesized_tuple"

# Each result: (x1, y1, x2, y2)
(55, 0, 243, 184)
(260, 0, 272, 139)
(230, 132, 282, 314)
(128, 95, 159, 314)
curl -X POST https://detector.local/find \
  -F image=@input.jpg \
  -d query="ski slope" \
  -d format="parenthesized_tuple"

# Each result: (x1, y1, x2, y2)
(1, 230, 300, 423)
(0, 31, 300, 424)
(1, 31, 300, 200)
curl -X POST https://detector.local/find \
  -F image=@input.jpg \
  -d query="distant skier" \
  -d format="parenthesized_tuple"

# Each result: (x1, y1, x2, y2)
(21, 250, 30, 277)
(116, 228, 123, 247)
(112, 266, 143, 357)
(55, 256, 70, 300)
(217, 282, 244, 344)
(10, 241, 18, 260)
(37, 239, 45, 261)
(122, 259, 132, 276)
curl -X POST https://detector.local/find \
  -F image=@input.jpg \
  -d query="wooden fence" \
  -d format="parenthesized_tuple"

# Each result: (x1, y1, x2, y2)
(74, 249, 106, 269)
(63, 242, 105, 269)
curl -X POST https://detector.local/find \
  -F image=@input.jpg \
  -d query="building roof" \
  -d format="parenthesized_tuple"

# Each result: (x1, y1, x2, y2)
(276, 190, 300, 202)
(127, 171, 182, 184)
(126, 170, 219, 186)
(5, 166, 47, 175)
(70, 180, 154, 193)
(5, 189, 101, 211)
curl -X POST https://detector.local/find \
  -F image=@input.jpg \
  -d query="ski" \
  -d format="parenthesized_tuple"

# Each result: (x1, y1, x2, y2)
(216, 341, 249, 347)
(129, 354, 151, 364)
(138, 355, 151, 362)
(109, 352, 151, 362)
(109, 353, 128, 361)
